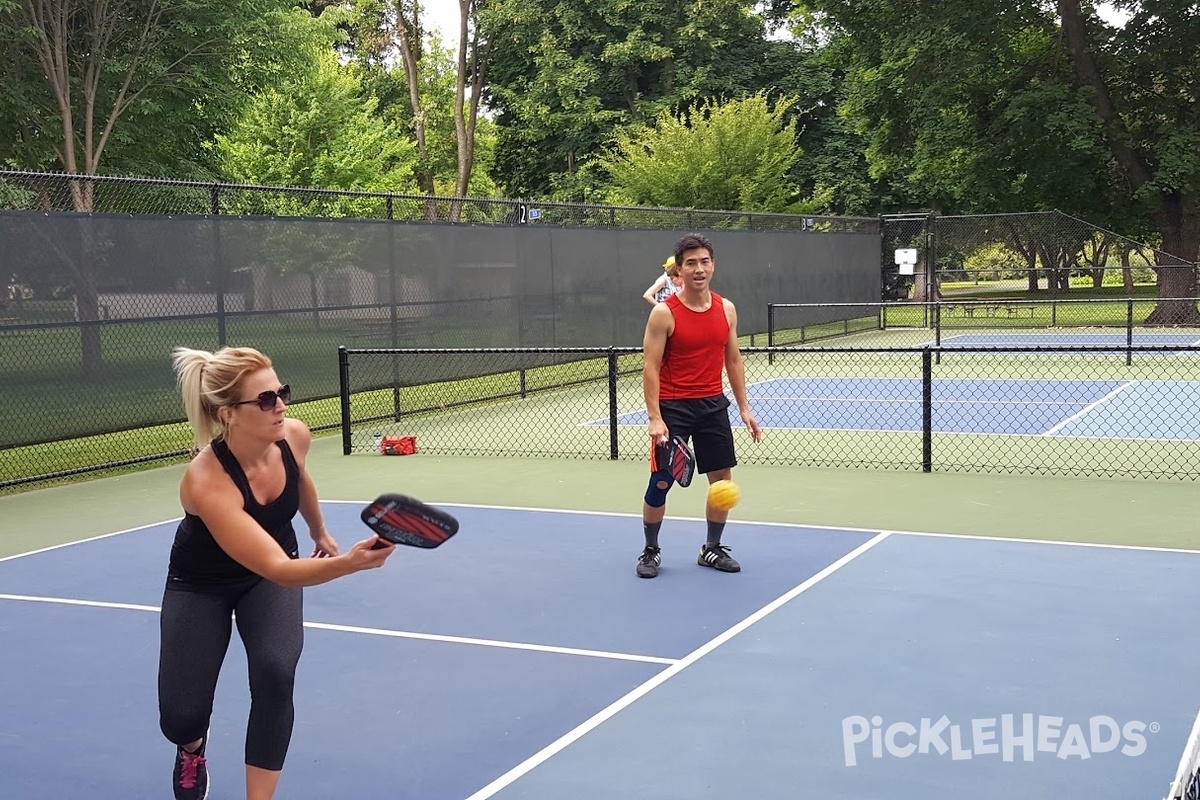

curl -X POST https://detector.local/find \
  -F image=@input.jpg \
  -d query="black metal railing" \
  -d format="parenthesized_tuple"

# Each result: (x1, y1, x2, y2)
(339, 344, 1200, 481)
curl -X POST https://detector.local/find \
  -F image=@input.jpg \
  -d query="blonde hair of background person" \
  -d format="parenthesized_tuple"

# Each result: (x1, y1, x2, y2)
(643, 255, 684, 305)
(160, 345, 395, 800)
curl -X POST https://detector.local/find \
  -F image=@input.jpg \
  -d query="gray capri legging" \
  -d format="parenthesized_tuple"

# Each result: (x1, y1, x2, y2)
(158, 578, 304, 771)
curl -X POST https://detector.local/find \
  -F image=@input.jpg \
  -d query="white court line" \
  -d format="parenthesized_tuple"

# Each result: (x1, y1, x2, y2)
(0, 518, 181, 564)
(0, 594, 162, 613)
(462, 530, 893, 800)
(1042, 380, 1137, 435)
(303, 621, 676, 665)
(5, 500, 1198, 563)
(886, 528, 1200, 555)
(330, 500, 1200, 555)
(0, 593, 676, 666)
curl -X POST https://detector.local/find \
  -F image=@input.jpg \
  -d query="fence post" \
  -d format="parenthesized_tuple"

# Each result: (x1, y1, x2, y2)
(1126, 299, 1134, 366)
(608, 348, 619, 460)
(211, 184, 226, 348)
(338, 346, 352, 455)
(767, 304, 775, 365)
(386, 196, 402, 420)
(934, 301, 942, 365)
(922, 348, 933, 473)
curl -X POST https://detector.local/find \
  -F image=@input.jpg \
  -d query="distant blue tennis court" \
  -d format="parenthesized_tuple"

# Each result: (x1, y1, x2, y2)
(603, 378, 1200, 440)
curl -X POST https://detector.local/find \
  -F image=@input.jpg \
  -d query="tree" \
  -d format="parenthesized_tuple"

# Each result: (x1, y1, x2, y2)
(216, 42, 417, 198)
(0, 0, 298, 376)
(481, 0, 774, 199)
(216, 19, 419, 321)
(802, 0, 1200, 320)
(1058, 0, 1200, 323)
(600, 93, 816, 213)
(452, 0, 490, 207)
(336, 0, 495, 217)
(0, 0, 301, 187)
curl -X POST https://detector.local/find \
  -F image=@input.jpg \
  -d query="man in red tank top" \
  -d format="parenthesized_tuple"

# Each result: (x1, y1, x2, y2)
(636, 233, 762, 578)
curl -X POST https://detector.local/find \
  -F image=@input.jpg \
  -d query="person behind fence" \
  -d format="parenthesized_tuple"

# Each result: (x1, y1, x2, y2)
(642, 255, 684, 305)
(159, 345, 396, 800)
(637, 234, 762, 578)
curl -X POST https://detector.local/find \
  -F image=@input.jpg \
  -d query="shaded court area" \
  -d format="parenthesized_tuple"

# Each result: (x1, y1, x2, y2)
(2, 502, 1200, 799)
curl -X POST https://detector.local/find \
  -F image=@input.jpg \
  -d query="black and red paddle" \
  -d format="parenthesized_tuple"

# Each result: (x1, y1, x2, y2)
(362, 493, 460, 549)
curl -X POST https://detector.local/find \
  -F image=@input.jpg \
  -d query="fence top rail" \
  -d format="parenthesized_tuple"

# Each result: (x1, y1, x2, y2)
(0, 168, 877, 225)
(343, 346, 644, 356)
(344, 344, 1200, 356)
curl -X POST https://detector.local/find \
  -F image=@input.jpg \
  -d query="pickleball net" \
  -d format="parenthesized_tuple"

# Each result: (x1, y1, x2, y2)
(1165, 710, 1200, 799)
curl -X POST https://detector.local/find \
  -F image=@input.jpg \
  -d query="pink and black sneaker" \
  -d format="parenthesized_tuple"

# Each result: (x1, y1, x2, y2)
(172, 735, 209, 800)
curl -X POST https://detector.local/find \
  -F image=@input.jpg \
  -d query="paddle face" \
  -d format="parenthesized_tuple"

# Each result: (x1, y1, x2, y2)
(653, 435, 695, 488)
(361, 493, 459, 549)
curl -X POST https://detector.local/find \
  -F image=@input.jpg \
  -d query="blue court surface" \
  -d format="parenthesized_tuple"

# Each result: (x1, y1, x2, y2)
(3, 504, 1200, 799)
(608, 377, 1200, 440)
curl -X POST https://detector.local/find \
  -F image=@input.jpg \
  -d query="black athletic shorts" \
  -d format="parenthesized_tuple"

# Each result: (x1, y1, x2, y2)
(659, 394, 736, 474)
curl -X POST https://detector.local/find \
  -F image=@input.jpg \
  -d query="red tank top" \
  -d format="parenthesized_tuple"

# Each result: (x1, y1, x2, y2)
(660, 292, 728, 399)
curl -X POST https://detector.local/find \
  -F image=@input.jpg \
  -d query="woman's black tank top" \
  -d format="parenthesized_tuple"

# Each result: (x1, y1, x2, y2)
(165, 438, 300, 592)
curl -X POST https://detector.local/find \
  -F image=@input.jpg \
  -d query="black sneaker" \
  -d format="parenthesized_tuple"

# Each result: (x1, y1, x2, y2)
(173, 734, 209, 800)
(636, 546, 661, 578)
(698, 543, 740, 573)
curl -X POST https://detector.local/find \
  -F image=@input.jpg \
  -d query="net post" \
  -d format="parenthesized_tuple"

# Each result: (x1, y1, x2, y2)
(922, 348, 933, 472)
(338, 346, 352, 455)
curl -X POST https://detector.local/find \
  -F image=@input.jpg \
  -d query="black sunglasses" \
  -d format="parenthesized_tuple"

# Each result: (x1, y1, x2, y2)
(234, 384, 291, 411)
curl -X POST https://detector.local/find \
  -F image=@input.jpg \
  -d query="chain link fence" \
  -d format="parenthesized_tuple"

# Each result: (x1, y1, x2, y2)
(340, 343, 1200, 481)
(883, 211, 1197, 321)
(0, 170, 879, 491)
(768, 298, 1200, 358)
(6, 170, 1197, 490)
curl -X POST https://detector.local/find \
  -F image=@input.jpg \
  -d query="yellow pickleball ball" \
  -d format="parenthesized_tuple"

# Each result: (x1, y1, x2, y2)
(707, 479, 740, 511)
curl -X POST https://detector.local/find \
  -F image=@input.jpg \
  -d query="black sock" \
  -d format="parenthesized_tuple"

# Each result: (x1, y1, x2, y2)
(644, 521, 662, 549)
(706, 520, 726, 546)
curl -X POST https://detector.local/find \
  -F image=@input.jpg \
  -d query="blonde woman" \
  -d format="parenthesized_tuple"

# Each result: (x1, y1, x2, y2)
(642, 255, 684, 305)
(159, 346, 394, 800)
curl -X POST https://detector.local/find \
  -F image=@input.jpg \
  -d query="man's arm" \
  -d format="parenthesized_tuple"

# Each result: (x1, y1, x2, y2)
(723, 299, 762, 442)
(643, 303, 673, 440)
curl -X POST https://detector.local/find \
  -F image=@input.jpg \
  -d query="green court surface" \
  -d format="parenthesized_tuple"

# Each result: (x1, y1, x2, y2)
(2, 431, 1197, 557)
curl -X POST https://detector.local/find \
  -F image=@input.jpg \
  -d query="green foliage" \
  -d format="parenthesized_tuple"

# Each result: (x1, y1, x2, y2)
(332, 6, 498, 197)
(0, 0, 302, 178)
(482, 0, 774, 198)
(599, 93, 812, 213)
(804, 0, 1118, 219)
(215, 13, 418, 211)
(963, 242, 1030, 281)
